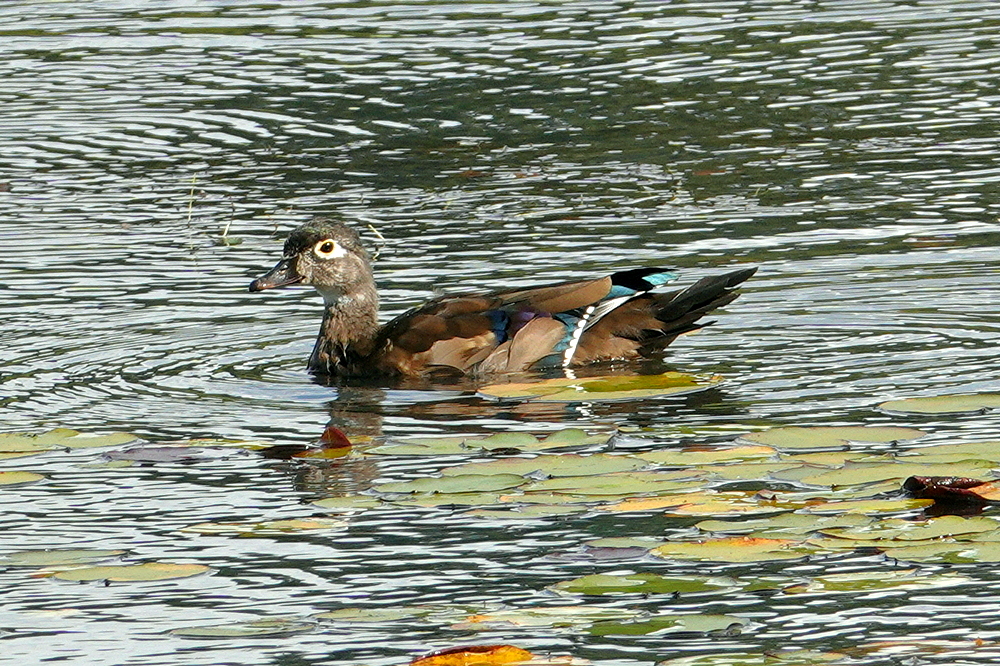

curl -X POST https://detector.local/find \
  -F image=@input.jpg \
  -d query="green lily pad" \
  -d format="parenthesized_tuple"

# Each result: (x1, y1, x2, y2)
(452, 605, 643, 630)
(696, 513, 872, 538)
(171, 618, 315, 638)
(589, 613, 747, 637)
(178, 517, 347, 536)
(0, 549, 127, 567)
(313, 607, 433, 622)
(882, 540, 1000, 563)
(799, 461, 996, 488)
(820, 515, 999, 542)
(740, 426, 926, 451)
(464, 504, 585, 519)
(656, 649, 848, 665)
(0, 429, 139, 452)
(373, 473, 525, 495)
(367, 429, 612, 456)
(0, 471, 44, 485)
(524, 470, 699, 496)
(879, 394, 1000, 415)
(800, 498, 934, 515)
(440, 453, 645, 478)
(477, 372, 723, 403)
(550, 573, 737, 596)
(52, 562, 210, 582)
(651, 537, 806, 562)
(781, 569, 973, 595)
(901, 441, 1000, 464)
(636, 445, 777, 466)
(396, 492, 504, 507)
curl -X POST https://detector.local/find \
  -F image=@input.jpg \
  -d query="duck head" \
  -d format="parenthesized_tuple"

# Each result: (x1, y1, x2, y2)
(249, 219, 374, 306)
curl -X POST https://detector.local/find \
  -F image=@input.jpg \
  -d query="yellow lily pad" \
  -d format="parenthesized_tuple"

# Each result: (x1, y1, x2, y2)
(651, 537, 806, 562)
(52, 562, 210, 582)
(740, 426, 926, 451)
(879, 394, 1000, 415)
(477, 372, 724, 403)
(0, 471, 44, 485)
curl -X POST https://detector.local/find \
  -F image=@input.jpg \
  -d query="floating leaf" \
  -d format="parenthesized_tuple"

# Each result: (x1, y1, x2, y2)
(374, 473, 526, 495)
(52, 562, 210, 582)
(477, 372, 723, 403)
(440, 453, 645, 479)
(820, 515, 998, 541)
(782, 569, 973, 595)
(465, 505, 584, 519)
(550, 573, 736, 596)
(740, 426, 926, 451)
(0, 471, 44, 485)
(452, 606, 641, 630)
(0, 549, 127, 567)
(651, 537, 805, 562)
(171, 618, 315, 638)
(799, 498, 933, 515)
(524, 471, 698, 497)
(636, 445, 777, 466)
(902, 441, 1000, 464)
(368, 429, 612, 456)
(398, 492, 504, 508)
(411, 645, 534, 666)
(882, 540, 1000, 563)
(656, 649, 848, 665)
(0, 429, 139, 453)
(589, 613, 747, 637)
(179, 517, 347, 536)
(799, 461, 995, 488)
(879, 394, 1000, 415)
(697, 513, 871, 538)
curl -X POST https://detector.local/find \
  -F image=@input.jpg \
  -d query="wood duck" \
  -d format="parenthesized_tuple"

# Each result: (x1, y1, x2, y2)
(249, 218, 756, 378)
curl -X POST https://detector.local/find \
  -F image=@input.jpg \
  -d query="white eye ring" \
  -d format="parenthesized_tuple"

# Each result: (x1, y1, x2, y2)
(313, 239, 347, 259)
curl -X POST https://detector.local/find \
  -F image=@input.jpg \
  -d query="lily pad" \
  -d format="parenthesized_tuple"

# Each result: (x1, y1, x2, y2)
(651, 537, 806, 562)
(656, 650, 848, 665)
(799, 461, 996, 488)
(550, 573, 736, 596)
(740, 426, 926, 451)
(310, 496, 384, 512)
(879, 394, 1000, 415)
(452, 605, 642, 630)
(636, 445, 777, 466)
(178, 517, 347, 536)
(780, 569, 973, 595)
(0, 471, 44, 485)
(171, 618, 315, 638)
(799, 498, 933, 515)
(696, 513, 871, 538)
(313, 607, 434, 622)
(524, 471, 699, 497)
(367, 429, 612, 456)
(0, 428, 139, 453)
(411, 645, 535, 666)
(0, 549, 127, 567)
(819, 515, 999, 542)
(477, 372, 723, 403)
(901, 441, 1000, 464)
(882, 540, 1000, 563)
(465, 504, 584, 519)
(373, 473, 525, 495)
(440, 453, 645, 479)
(52, 562, 210, 582)
(589, 613, 747, 637)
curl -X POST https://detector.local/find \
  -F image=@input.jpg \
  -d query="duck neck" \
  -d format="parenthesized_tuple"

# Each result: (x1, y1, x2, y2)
(308, 283, 380, 375)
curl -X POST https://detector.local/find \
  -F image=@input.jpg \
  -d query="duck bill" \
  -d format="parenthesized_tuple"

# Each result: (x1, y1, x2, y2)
(249, 257, 303, 292)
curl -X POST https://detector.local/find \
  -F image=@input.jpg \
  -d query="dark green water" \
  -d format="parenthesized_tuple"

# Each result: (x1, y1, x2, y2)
(3, 1, 1000, 665)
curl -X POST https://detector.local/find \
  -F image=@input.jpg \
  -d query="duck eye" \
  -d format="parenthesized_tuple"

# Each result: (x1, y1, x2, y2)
(313, 239, 345, 258)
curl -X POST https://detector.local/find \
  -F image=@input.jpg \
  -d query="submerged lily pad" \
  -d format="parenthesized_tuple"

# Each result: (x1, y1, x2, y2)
(0, 428, 139, 453)
(51, 562, 210, 582)
(879, 394, 1000, 415)
(656, 650, 848, 665)
(310, 496, 384, 512)
(0, 549, 127, 567)
(171, 618, 315, 638)
(740, 426, 926, 451)
(477, 372, 723, 403)
(0, 471, 44, 486)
